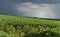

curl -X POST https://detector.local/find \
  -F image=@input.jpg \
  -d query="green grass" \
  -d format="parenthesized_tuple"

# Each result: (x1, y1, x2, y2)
(0, 15, 60, 37)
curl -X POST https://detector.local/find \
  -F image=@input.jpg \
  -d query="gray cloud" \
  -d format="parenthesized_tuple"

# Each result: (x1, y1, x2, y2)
(16, 2, 60, 19)
(0, 0, 60, 19)
(51, 4, 60, 18)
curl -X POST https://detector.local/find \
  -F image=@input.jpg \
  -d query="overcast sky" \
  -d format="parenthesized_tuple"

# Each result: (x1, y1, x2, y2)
(0, 0, 60, 19)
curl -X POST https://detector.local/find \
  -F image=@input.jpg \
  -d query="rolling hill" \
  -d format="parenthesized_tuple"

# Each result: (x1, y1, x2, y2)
(0, 15, 60, 37)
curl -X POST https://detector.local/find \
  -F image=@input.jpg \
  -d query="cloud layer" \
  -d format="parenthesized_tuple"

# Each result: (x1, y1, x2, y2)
(16, 2, 60, 18)
(0, 0, 60, 19)
(11, 0, 60, 4)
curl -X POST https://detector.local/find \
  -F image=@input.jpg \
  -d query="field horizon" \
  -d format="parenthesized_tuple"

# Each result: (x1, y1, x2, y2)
(0, 15, 60, 37)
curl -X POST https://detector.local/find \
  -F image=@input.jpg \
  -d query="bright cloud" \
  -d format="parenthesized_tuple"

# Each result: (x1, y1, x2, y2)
(16, 2, 60, 18)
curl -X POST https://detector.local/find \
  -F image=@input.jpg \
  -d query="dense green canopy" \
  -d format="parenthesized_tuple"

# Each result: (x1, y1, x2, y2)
(0, 15, 60, 37)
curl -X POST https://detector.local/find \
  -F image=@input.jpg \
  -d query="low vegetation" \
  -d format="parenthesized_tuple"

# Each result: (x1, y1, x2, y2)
(0, 15, 60, 37)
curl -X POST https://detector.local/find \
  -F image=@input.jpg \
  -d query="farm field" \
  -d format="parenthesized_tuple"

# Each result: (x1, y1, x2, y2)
(0, 15, 60, 37)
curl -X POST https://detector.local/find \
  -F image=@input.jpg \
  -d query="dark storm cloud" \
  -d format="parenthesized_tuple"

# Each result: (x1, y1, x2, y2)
(0, 0, 14, 15)
(10, 0, 60, 4)
(0, 0, 22, 16)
